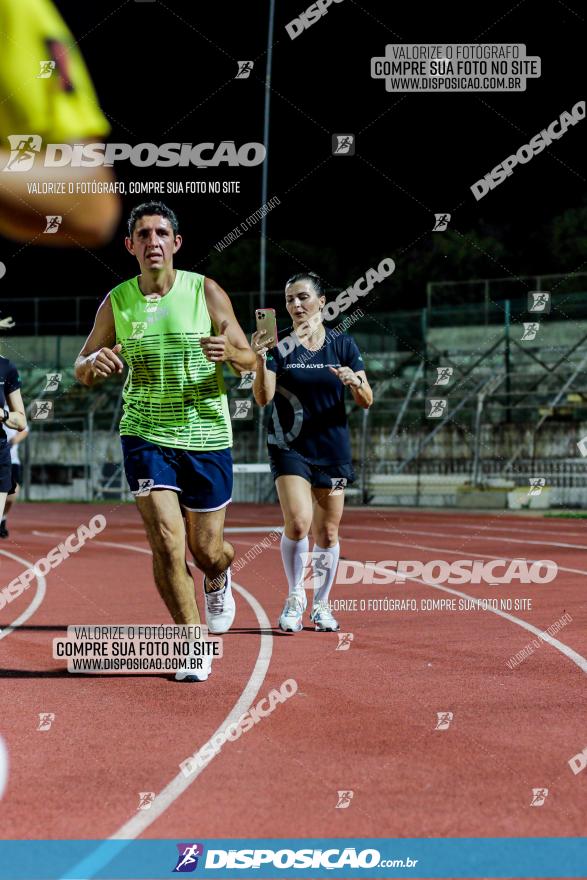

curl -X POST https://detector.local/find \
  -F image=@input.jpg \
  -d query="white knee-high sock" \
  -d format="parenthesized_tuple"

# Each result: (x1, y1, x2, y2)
(280, 534, 309, 596)
(313, 542, 340, 605)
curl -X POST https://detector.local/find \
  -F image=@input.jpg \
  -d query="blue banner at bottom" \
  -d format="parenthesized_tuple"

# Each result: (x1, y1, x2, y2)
(0, 838, 584, 879)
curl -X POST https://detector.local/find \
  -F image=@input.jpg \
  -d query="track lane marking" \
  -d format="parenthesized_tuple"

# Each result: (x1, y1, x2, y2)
(0, 736, 7, 801)
(347, 523, 587, 551)
(339, 531, 587, 579)
(455, 522, 587, 539)
(228, 529, 587, 671)
(0, 549, 47, 642)
(0, 549, 47, 806)
(58, 539, 272, 880)
(338, 535, 587, 673)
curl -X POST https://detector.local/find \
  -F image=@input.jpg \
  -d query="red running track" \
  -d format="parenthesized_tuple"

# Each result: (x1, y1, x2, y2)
(0, 503, 585, 873)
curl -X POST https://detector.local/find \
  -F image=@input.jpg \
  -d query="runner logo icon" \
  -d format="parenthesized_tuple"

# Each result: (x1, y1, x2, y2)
(530, 788, 548, 806)
(433, 213, 451, 231)
(332, 134, 355, 155)
(236, 61, 254, 78)
(435, 711, 453, 730)
(173, 843, 204, 872)
(37, 713, 56, 731)
(3, 134, 42, 171)
(528, 291, 551, 313)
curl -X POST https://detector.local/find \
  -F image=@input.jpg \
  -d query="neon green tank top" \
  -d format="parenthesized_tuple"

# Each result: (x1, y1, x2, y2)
(110, 270, 232, 450)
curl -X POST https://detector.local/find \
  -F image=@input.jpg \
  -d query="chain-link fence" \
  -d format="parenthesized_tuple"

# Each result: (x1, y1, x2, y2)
(4, 285, 587, 505)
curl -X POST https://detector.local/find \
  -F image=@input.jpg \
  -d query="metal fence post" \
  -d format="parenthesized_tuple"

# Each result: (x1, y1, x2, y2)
(421, 307, 428, 386)
(504, 299, 511, 422)
(86, 411, 93, 501)
(484, 278, 490, 325)
(22, 428, 31, 502)
(359, 406, 370, 503)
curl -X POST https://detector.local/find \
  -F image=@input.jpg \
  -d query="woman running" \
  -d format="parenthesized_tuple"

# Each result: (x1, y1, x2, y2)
(252, 272, 373, 633)
(0, 355, 27, 522)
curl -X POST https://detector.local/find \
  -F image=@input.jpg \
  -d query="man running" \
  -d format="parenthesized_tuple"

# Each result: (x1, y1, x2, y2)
(75, 202, 256, 681)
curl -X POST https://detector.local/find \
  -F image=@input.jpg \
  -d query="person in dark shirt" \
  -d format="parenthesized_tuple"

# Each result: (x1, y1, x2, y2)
(253, 272, 373, 633)
(0, 356, 27, 521)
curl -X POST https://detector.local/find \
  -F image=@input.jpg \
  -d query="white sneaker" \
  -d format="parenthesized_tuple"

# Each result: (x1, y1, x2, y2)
(203, 568, 235, 634)
(310, 600, 339, 632)
(279, 591, 307, 632)
(175, 649, 213, 682)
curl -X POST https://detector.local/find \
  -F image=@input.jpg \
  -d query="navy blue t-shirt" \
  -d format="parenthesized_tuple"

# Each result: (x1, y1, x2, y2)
(0, 357, 21, 449)
(266, 330, 364, 465)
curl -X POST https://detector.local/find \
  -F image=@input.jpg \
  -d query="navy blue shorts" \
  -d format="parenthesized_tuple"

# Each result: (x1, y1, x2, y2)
(0, 446, 16, 496)
(268, 445, 355, 490)
(121, 435, 233, 512)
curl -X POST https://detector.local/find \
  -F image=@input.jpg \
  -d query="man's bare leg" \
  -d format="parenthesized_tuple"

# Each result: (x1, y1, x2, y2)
(184, 506, 234, 589)
(135, 489, 200, 625)
(184, 506, 236, 634)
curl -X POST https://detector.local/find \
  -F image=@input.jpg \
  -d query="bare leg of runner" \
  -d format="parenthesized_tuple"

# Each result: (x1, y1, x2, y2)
(276, 475, 313, 541)
(184, 506, 234, 585)
(310, 487, 345, 548)
(184, 506, 236, 636)
(135, 489, 200, 625)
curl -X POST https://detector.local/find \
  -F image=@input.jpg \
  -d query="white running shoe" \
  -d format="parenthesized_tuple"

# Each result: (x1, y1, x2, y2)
(175, 649, 213, 682)
(279, 591, 307, 632)
(203, 568, 236, 634)
(310, 600, 339, 632)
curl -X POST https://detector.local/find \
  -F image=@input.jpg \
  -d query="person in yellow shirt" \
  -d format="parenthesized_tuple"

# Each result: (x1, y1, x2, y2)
(0, 0, 120, 245)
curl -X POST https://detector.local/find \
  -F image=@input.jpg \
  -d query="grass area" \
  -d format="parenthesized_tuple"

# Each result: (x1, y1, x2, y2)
(544, 511, 587, 518)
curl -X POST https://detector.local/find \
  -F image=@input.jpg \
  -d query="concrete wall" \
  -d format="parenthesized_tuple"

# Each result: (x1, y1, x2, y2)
(429, 320, 587, 352)
(0, 336, 85, 369)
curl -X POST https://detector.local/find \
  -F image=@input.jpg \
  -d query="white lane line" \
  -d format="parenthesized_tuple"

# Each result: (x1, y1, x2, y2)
(340, 533, 587, 579)
(347, 523, 587, 551)
(60, 539, 272, 880)
(0, 736, 7, 801)
(230, 529, 584, 671)
(84, 527, 280, 535)
(0, 550, 47, 805)
(371, 563, 587, 674)
(226, 526, 282, 534)
(0, 549, 46, 642)
(338, 533, 587, 673)
(456, 522, 587, 539)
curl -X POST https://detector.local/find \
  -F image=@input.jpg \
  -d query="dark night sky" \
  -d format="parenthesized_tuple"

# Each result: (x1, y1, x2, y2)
(2, 0, 586, 310)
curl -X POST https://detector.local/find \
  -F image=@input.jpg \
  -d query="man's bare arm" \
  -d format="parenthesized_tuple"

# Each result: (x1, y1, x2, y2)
(0, 150, 121, 247)
(75, 296, 123, 386)
(202, 277, 256, 374)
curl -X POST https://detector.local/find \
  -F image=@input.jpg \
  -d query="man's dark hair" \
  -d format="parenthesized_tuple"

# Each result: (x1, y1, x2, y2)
(284, 271, 325, 297)
(127, 202, 179, 237)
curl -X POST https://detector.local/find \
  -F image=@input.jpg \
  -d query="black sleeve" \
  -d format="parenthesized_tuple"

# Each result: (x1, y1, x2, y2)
(5, 362, 21, 395)
(342, 335, 364, 372)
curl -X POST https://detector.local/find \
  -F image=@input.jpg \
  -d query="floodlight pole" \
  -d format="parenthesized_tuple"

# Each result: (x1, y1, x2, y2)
(259, 0, 275, 308)
(255, 0, 275, 494)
